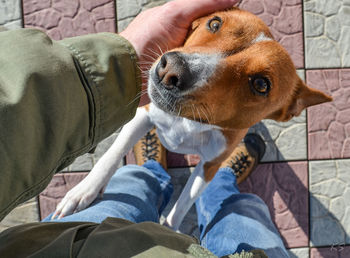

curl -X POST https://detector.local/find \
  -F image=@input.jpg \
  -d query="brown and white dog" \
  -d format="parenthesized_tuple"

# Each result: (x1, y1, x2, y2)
(53, 8, 332, 230)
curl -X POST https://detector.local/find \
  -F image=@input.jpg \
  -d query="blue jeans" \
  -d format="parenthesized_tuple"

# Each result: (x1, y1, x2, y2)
(43, 160, 289, 257)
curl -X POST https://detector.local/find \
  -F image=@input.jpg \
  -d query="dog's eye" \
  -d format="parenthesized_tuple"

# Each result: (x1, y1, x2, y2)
(207, 16, 222, 33)
(249, 76, 271, 96)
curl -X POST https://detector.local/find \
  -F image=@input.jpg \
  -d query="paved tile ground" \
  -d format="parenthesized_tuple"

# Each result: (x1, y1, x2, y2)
(1, 1, 350, 257)
(23, 0, 116, 39)
(0, 0, 22, 29)
(307, 69, 350, 160)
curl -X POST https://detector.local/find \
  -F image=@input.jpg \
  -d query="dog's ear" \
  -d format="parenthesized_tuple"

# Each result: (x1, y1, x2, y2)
(269, 78, 332, 122)
(185, 19, 201, 41)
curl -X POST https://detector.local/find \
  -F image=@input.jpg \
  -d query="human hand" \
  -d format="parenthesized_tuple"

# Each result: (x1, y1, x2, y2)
(120, 0, 240, 105)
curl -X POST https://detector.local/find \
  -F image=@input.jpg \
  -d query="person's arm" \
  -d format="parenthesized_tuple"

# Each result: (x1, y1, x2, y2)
(0, 29, 141, 220)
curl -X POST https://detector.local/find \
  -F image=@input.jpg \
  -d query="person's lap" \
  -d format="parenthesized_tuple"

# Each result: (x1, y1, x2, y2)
(43, 161, 172, 223)
(44, 160, 288, 257)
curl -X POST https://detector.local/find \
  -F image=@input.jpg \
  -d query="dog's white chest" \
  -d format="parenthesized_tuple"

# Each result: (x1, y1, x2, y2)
(148, 103, 226, 162)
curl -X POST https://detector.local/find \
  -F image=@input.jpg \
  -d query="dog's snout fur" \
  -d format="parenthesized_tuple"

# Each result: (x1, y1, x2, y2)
(156, 51, 191, 91)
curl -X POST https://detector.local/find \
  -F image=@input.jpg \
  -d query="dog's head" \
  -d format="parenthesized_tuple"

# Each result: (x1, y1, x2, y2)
(148, 8, 332, 129)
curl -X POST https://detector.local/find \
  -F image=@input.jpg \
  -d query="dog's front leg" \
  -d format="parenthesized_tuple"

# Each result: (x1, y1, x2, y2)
(52, 107, 154, 219)
(164, 160, 210, 230)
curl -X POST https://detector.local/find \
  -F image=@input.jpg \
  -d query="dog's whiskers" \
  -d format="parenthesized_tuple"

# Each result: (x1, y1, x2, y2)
(200, 105, 211, 124)
(140, 52, 157, 62)
(127, 89, 148, 107)
(177, 105, 182, 118)
(138, 61, 155, 65)
(194, 106, 204, 146)
(146, 47, 161, 61)
(190, 104, 196, 122)
(153, 83, 174, 109)
(155, 42, 165, 56)
(204, 103, 215, 124)
(196, 106, 202, 124)
(136, 63, 151, 77)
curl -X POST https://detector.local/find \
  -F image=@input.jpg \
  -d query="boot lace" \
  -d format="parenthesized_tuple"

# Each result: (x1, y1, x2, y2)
(141, 131, 159, 161)
(228, 152, 251, 178)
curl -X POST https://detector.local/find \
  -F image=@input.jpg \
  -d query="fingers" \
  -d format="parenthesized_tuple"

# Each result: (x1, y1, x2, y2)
(168, 0, 241, 27)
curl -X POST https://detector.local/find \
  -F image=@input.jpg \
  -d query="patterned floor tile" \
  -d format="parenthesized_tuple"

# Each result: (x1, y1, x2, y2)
(239, 162, 309, 248)
(239, 0, 304, 68)
(310, 246, 350, 258)
(0, 0, 22, 29)
(249, 110, 307, 162)
(23, 0, 116, 40)
(309, 160, 350, 247)
(304, 0, 350, 68)
(288, 247, 310, 258)
(39, 172, 88, 219)
(0, 198, 39, 233)
(117, 0, 167, 31)
(307, 69, 350, 160)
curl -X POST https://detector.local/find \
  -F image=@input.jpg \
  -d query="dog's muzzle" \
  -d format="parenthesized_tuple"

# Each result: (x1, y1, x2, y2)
(155, 51, 194, 92)
(148, 51, 220, 114)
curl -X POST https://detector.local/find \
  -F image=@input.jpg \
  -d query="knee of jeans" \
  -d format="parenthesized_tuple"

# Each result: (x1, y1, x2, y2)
(114, 165, 154, 178)
(223, 193, 270, 215)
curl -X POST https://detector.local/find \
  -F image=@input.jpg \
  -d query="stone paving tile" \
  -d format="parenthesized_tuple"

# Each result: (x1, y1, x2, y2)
(288, 247, 309, 258)
(310, 246, 350, 258)
(304, 0, 350, 68)
(307, 69, 350, 160)
(249, 110, 307, 162)
(0, 198, 39, 233)
(39, 172, 88, 219)
(239, 0, 304, 68)
(239, 162, 309, 248)
(23, 0, 116, 40)
(117, 0, 167, 32)
(0, 0, 22, 29)
(309, 160, 350, 247)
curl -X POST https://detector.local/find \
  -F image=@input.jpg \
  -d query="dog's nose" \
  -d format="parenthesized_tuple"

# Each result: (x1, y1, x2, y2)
(156, 52, 190, 91)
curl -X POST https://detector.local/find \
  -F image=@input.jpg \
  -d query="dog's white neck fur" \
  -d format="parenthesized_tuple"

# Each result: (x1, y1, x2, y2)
(252, 32, 273, 43)
(149, 103, 226, 162)
(149, 103, 228, 229)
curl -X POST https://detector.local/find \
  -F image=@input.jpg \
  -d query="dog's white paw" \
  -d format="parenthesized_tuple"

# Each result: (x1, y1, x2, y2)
(51, 179, 105, 220)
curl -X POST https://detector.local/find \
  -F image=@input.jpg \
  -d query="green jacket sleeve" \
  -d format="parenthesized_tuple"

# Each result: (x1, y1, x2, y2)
(0, 218, 267, 258)
(0, 29, 141, 220)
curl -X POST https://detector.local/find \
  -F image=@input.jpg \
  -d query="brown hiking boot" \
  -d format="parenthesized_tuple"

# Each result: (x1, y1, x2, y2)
(220, 133, 266, 184)
(133, 127, 167, 170)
